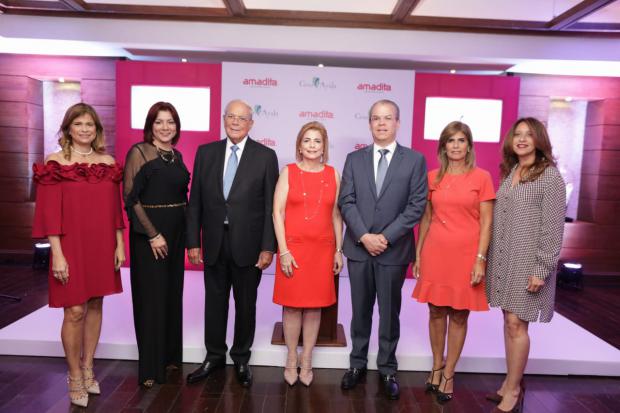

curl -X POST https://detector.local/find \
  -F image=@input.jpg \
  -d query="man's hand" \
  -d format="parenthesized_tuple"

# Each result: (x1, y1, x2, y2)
(255, 251, 274, 270)
(360, 233, 388, 256)
(188, 248, 203, 265)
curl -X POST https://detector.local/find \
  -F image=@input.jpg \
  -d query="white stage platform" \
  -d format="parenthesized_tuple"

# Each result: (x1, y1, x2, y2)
(1, 269, 618, 376)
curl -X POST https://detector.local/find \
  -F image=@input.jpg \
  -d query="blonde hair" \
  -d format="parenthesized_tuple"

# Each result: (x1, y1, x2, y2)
(295, 121, 329, 163)
(435, 121, 476, 184)
(58, 103, 106, 160)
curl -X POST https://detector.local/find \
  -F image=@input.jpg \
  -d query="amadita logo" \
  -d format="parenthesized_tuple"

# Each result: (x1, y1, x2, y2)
(242, 77, 278, 87)
(298, 77, 337, 90)
(253, 104, 278, 118)
(299, 110, 334, 119)
(357, 82, 392, 93)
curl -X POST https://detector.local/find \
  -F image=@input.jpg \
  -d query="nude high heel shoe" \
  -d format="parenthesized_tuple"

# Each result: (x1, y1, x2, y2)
(81, 365, 101, 395)
(67, 373, 89, 407)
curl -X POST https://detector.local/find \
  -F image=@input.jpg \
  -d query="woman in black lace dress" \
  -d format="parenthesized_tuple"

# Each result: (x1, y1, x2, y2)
(123, 102, 190, 387)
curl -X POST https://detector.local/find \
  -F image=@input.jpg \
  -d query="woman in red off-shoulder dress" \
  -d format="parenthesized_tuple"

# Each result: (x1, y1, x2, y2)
(32, 103, 125, 408)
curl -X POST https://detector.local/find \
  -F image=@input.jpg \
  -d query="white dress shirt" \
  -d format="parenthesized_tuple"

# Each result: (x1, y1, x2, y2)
(373, 140, 398, 181)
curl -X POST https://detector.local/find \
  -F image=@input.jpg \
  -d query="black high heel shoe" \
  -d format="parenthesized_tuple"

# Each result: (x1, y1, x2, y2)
(436, 372, 454, 403)
(491, 388, 524, 413)
(425, 365, 444, 393)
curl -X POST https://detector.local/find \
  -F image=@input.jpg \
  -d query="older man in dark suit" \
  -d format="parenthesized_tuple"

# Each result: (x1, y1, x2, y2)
(338, 99, 427, 399)
(186, 99, 279, 387)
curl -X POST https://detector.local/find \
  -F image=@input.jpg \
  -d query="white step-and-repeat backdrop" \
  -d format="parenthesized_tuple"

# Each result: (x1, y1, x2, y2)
(221, 62, 415, 174)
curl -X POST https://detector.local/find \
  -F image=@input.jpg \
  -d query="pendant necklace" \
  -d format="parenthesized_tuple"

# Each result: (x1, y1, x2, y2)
(299, 167, 326, 221)
(156, 146, 176, 163)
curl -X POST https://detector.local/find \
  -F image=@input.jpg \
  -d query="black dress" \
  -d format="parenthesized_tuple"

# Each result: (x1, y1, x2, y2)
(123, 142, 190, 384)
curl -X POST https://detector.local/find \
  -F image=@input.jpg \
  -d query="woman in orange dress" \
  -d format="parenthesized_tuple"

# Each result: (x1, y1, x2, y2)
(272, 121, 343, 387)
(32, 103, 125, 407)
(412, 121, 495, 403)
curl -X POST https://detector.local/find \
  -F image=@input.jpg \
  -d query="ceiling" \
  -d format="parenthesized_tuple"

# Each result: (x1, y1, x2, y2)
(0, 1, 619, 76)
(1, 0, 619, 35)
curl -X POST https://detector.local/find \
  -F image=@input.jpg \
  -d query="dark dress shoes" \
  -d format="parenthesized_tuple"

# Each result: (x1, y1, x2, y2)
(341, 367, 367, 390)
(234, 363, 253, 387)
(186, 360, 225, 384)
(381, 374, 400, 400)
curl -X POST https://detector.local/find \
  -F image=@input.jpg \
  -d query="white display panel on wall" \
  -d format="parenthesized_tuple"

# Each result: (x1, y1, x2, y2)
(221, 62, 415, 173)
(424, 97, 503, 142)
(130, 85, 211, 131)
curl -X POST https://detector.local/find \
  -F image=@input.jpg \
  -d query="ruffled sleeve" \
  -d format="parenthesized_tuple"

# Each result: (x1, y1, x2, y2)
(32, 162, 63, 238)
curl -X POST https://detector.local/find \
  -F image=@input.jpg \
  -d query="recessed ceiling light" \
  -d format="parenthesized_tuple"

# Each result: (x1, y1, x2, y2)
(318, 63, 324, 68)
(181, 58, 188, 63)
(450, 69, 456, 74)
(564, 96, 573, 102)
(58, 77, 65, 83)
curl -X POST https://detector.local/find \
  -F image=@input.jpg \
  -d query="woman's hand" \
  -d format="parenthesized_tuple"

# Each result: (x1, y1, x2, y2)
(149, 234, 168, 260)
(52, 252, 69, 285)
(333, 251, 343, 274)
(526, 275, 545, 292)
(280, 252, 298, 278)
(114, 245, 126, 270)
(470, 260, 485, 286)
(413, 259, 421, 280)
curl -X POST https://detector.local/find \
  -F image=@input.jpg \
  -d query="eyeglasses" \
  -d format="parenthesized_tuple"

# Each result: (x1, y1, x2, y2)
(224, 114, 251, 123)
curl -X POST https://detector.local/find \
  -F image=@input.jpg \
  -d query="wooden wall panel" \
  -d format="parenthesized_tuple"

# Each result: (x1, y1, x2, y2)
(0, 202, 34, 226)
(562, 222, 620, 250)
(0, 55, 116, 81)
(0, 76, 43, 104)
(601, 125, 620, 150)
(0, 151, 31, 178)
(81, 79, 116, 106)
(602, 98, 620, 125)
(0, 225, 36, 251)
(586, 100, 604, 126)
(0, 102, 43, 130)
(0, 177, 30, 202)
(583, 125, 603, 151)
(0, 127, 43, 154)
(520, 75, 620, 99)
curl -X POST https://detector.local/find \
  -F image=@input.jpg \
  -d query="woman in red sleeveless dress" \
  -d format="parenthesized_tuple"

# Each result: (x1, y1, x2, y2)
(32, 103, 125, 407)
(273, 121, 343, 386)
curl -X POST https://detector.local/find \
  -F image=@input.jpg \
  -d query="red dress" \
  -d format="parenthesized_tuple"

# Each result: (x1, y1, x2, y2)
(32, 161, 124, 308)
(273, 164, 337, 308)
(412, 167, 495, 311)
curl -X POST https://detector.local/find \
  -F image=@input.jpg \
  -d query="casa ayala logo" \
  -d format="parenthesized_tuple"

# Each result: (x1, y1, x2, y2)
(242, 77, 278, 88)
(357, 82, 392, 93)
(253, 104, 278, 118)
(298, 77, 337, 90)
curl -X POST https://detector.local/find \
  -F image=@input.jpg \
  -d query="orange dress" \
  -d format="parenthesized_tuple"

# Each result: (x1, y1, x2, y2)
(273, 164, 337, 308)
(412, 167, 495, 311)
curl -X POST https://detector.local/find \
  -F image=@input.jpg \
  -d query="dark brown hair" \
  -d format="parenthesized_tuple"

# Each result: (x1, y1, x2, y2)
(435, 121, 476, 184)
(295, 121, 329, 163)
(58, 103, 106, 160)
(143, 102, 181, 145)
(500, 117, 556, 182)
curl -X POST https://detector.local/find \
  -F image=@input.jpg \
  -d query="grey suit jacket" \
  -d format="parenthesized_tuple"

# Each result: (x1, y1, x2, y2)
(338, 143, 428, 265)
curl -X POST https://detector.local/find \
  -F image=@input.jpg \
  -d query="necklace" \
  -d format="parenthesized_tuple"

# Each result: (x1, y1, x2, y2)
(156, 146, 176, 163)
(71, 146, 93, 156)
(299, 167, 326, 221)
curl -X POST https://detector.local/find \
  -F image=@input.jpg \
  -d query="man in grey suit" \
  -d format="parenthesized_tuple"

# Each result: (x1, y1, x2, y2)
(338, 99, 427, 400)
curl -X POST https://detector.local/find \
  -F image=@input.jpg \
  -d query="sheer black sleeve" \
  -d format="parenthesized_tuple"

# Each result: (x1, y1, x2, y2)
(123, 145, 159, 238)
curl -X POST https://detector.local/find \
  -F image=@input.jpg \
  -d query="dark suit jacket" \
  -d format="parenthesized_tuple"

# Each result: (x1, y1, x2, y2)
(338, 143, 428, 265)
(186, 138, 279, 267)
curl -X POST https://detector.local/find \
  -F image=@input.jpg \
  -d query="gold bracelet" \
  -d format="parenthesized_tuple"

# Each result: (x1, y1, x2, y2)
(476, 253, 487, 261)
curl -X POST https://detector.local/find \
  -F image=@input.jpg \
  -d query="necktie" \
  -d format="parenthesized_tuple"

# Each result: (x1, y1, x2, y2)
(376, 149, 389, 195)
(223, 145, 239, 199)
